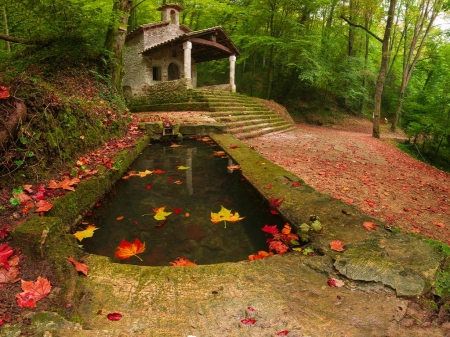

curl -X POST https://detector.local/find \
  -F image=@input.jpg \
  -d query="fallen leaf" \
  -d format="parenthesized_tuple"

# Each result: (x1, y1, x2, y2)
(136, 170, 152, 178)
(281, 223, 291, 234)
(227, 165, 241, 171)
(107, 312, 123, 321)
(48, 178, 80, 191)
(0, 226, 8, 238)
(67, 256, 88, 276)
(211, 205, 245, 228)
(74, 225, 98, 241)
(145, 184, 152, 189)
(261, 224, 279, 235)
(169, 257, 197, 266)
(213, 151, 226, 157)
(0, 243, 13, 269)
(116, 216, 124, 221)
(15, 276, 51, 308)
(248, 251, 273, 261)
(269, 209, 279, 214)
(330, 240, 345, 252)
(269, 240, 289, 254)
(229, 145, 240, 149)
(292, 182, 301, 187)
(177, 165, 190, 170)
(0, 86, 10, 99)
(153, 206, 172, 220)
(264, 184, 272, 189)
(433, 221, 445, 228)
(0, 266, 20, 283)
(185, 212, 190, 217)
(174, 180, 183, 184)
(269, 197, 283, 208)
(155, 219, 168, 229)
(173, 208, 182, 214)
(35, 200, 53, 213)
(152, 169, 165, 174)
(170, 142, 181, 147)
(114, 238, 145, 261)
(240, 318, 257, 325)
(276, 331, 289, 336)
(362, 222, 378, 231)
(327, 278, 345, 287)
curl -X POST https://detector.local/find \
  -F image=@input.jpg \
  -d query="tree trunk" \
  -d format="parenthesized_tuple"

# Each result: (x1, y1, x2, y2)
(2, 8, 10, 52)
(372, 0, 397, 138)
(104, 0, 132, 93)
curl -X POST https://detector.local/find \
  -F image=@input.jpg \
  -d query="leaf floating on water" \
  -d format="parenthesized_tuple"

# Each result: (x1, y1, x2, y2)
(155, 219, 168, 229)
(227, 165, 241, 171)
(261, 224, 279, 235)
(116, 216, 124, 221)
(177, 166, 190, 170)
(169, 257, 197, 266)
(174, 180, 183, 184)
(213, 151, 226, 157)
(114, 238, 145, 261)
(211, 205, 244, 228)
(74, 225, 98, 241)
(145, 184, 152, 189)
(153, 206, 172, 220)
(152, 169, 165, 174)
(173, 208, 182, 214)
(136, 170, 152, 178)
(170, 142, 181, 147)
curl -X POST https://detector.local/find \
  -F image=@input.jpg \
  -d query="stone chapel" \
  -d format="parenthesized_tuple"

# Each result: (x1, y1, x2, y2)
(123, 3, 240, 100)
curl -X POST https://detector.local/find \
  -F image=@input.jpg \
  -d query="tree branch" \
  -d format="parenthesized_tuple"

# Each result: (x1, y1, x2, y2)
(0, 33, 34, 44)
(340, 15, 383, 43)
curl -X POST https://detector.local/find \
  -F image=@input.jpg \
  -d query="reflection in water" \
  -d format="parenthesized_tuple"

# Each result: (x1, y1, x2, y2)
(80, 139, 288, 266)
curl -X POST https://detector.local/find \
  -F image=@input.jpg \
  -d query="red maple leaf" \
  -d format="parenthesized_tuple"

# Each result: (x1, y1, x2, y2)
(248, 251, 273, 261)
(0, 86, 10, 99)
(269, 197, 283, 208)
(330, 240, 345, 252)
(152, 169, 165, 174)
(261, 224, 279, 235)
(292, 181, 301, 187)
(114, 238, 145, 261)
(169, 257, 197, 266)
(15, 276, 51, 308)
(145, 184, 152, 189)
(0, 243, 13, 269)
(0, 226, 9, 239)
(276, 331, 289, 336)
(35, 200, 53, 213)
(269, 240, 289, 254)
(173, 208, 182, 214)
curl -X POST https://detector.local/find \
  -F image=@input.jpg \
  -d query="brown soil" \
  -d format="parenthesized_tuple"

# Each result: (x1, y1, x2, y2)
(244, 117, 450, 244)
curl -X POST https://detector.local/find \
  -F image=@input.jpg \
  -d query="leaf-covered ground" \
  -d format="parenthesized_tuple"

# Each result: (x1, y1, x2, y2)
(244, 117, 450, 244)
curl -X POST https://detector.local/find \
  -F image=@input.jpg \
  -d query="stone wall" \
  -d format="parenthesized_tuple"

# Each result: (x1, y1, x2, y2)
(123, 34, 147, 96)
(129, 78, 203, 111)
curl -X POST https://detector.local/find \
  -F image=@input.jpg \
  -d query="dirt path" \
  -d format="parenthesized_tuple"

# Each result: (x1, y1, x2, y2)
(244, 119, 450, 244)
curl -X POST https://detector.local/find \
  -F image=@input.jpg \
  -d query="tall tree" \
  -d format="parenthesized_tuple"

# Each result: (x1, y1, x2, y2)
(104, 0, 132, 92)
(373, 0, 397, 138)
(390, 0, 444, 132)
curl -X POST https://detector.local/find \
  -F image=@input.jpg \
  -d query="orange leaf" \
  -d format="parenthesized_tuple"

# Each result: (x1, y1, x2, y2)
(35, 200, 53, 213)
(433, 221, 445, 228)
(116, 215, 124, 221)
(48, 178, 80, 191)
(15, 276, 51, 308)
(0, 86, 10, 99)
(169, 257, 197, 266)
(281, 223, 291, 234)
(213, 151, 226, 157)
(362, 222, 378, 231)
(249, 251, 273, 261)
(114, 238, 145, 260)
(330, 240, 345, 252)
(152, 169, 165, 174)
(67, 256, 88, 276)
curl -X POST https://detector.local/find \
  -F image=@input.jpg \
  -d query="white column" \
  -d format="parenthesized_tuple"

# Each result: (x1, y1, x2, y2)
(183, 41, 192, 79)
(229, 55, 236, 92)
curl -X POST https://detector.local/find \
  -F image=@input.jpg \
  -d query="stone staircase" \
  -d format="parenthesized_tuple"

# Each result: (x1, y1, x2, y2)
(195, 89, 295, 139)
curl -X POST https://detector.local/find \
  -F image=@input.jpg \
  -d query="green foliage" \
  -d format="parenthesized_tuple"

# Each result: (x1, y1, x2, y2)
(435, 271, 450, 299)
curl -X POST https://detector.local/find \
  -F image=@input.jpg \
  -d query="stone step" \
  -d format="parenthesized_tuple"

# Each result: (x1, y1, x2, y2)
(209, 106, 270, 112)
(214, 114, 284, 122)
(227, 120, 291, 134)
(234, 124, 296, 140)
(207, 110, 273, 118)
(223, 117, 286, 128)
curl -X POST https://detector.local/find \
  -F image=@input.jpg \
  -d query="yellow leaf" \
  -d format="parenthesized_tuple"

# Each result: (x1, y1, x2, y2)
(74, 225, 98, 241)
(211, 205, 244, 228)
(177, 166, 190, 170)
(136, 170, 152, 178)
(153, 206, 172, 220)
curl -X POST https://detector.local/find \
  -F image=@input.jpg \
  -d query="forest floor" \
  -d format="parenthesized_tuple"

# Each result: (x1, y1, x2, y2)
(244, 117, 450, 244)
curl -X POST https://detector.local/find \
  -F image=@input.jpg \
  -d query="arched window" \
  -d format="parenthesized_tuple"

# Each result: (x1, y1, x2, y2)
(168, 63, 179, 80)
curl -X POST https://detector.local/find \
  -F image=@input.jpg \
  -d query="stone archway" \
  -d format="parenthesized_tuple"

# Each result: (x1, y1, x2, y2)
(168, 63, 180, 81)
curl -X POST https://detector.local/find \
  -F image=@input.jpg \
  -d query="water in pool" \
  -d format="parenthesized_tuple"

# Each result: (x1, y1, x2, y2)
(79, 137, 288, 266)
